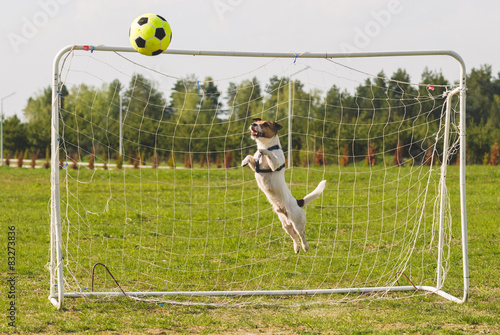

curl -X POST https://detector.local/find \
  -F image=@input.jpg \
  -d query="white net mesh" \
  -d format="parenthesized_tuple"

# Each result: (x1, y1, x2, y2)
(52, 48, 461, 306)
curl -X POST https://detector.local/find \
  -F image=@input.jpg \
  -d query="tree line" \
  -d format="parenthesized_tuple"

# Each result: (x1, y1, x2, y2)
(3, 64, 500, 167)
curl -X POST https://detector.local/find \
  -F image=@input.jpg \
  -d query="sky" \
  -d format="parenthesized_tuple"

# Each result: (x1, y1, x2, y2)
(1, 0, 499, 121)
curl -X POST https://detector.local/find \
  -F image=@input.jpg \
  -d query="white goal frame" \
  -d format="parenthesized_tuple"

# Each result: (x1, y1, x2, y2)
(49, 45, 469, 309)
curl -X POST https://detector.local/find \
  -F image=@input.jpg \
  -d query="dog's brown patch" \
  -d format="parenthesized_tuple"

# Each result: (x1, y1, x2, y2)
(252, 119, 283, 138)
(296, 199, 305, 207)
(275, 207, 288, 217)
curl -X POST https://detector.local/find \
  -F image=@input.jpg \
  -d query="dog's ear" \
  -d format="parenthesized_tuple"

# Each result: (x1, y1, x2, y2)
(252, 118, 262, 122)
(272, 122, 283, 132)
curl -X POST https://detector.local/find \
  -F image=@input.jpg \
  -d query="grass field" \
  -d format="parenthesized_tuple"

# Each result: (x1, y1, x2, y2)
(0, 165, 499, 334)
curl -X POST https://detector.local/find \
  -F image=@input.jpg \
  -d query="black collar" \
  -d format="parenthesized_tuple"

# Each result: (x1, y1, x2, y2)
(266, 145, 281, 151)
(255, 145, 285, 173)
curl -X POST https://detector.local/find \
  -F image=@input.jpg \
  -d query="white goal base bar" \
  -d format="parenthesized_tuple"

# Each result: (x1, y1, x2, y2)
(50, 285, 464, 306)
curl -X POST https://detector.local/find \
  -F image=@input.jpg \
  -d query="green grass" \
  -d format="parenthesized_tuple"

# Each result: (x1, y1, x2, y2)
(0, 165, 499, 334)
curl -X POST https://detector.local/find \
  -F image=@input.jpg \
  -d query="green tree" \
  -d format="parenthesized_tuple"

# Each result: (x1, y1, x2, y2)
(17, 64, 500, 167)
(23, 86, 54, 155)
(2, 115, 28, 156)
(467, 65, 495, 126)
(465, 65, 500, 163)
(61, 82, 119, 161)
(226, 77, 263, 159)
(227, 77, 262, 121)
(264, 76, 289, 121)
(198, 77, 226, 163)
(123, 74, 168, 161)
(169, 75, 202, 164)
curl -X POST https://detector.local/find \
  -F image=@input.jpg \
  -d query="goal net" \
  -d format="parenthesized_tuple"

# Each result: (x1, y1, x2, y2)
(49, 46, 468, 308)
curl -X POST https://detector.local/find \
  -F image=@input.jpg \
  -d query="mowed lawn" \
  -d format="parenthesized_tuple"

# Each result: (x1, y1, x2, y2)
(0, 164, 499, 334)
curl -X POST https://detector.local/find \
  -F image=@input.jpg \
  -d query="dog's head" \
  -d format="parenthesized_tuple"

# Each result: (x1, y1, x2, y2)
(250, 118, 283, 140)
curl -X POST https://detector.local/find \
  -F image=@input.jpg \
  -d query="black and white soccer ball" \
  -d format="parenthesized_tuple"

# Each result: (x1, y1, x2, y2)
(129, 13, 172, 56)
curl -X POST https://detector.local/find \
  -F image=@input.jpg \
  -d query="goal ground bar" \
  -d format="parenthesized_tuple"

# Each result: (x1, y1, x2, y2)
(50, 285, 464, 305)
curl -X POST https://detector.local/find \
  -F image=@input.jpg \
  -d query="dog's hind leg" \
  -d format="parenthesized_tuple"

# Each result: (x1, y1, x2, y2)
(276, 212, 301, 253)
(296, 227, 309, 252)
(291, 211, 309, 252)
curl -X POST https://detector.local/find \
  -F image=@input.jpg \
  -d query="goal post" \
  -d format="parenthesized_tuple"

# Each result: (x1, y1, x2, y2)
(49, 45, 469, 309)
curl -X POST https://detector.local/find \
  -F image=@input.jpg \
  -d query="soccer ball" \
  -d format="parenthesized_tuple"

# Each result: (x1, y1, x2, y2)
(129, 13, 172, 56)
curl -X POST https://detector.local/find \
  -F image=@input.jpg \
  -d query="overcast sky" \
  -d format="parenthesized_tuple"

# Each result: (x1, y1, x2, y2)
(1, 0, 499, 120)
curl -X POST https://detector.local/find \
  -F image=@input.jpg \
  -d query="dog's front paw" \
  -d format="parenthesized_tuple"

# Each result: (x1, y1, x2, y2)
(241, 155, 253, 167)
(258, 149, 269, 156)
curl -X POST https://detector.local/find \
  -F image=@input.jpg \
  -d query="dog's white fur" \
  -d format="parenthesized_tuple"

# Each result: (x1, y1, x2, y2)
(242, 119, 326, 253)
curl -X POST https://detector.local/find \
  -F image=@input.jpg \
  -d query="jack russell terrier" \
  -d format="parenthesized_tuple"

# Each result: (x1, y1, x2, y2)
(241, 118, 326, 253)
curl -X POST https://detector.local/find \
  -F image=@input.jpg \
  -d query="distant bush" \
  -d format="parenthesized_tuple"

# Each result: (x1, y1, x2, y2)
(394, 141, 404, 167)
(116, 153, 123, 170)
(88, 148, 95, 170)
(490, 141, 499, 166)
(133, 155, 140, 169)
(366, 143, 376, 167)
(340, 145, 349, 167)
(31, 150, 39, 168)
(17, 152, 23, 168)
(315, 147, 326, 166)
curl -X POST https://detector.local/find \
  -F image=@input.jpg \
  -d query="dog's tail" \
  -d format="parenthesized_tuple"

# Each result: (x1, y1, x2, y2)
(296, 180, 326, 208)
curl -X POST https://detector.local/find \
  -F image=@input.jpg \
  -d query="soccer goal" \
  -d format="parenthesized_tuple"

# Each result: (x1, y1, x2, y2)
(48, 45, 469, 309)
